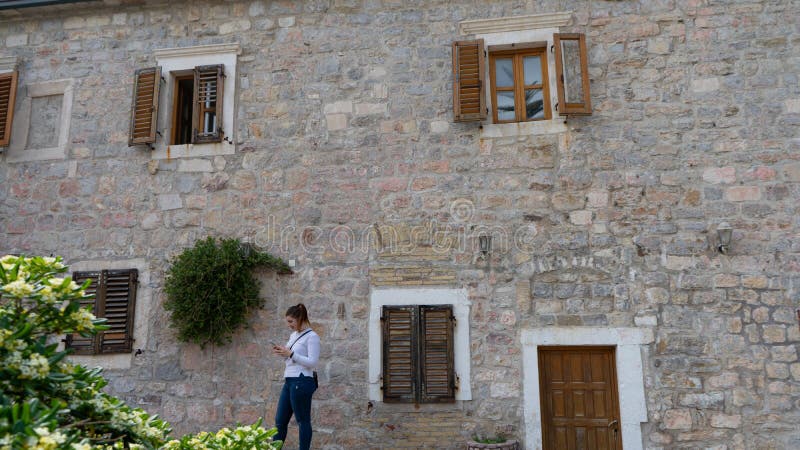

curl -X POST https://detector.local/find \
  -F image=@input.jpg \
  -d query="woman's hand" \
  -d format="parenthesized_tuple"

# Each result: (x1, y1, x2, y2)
(273, 345, 292, 358)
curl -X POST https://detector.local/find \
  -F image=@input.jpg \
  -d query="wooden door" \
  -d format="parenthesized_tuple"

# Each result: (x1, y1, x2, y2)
(539, 347, 622, 450)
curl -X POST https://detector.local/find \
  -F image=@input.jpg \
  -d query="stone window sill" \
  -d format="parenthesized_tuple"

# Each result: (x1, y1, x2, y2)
(151, 141, 235, 160)
(480, 119, 568, 138)
(372, 401, 468, 413)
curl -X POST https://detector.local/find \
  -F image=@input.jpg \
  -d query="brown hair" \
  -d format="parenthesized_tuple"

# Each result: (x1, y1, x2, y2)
(285, 303, 310, 327)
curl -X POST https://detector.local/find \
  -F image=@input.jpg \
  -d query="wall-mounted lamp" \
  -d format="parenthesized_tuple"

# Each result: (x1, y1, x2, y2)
(478, 234, 492, 258)
(716, 222, 733, 254)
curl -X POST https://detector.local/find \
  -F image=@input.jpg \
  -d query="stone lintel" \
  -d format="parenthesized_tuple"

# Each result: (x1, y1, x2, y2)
(459, 11, 572, 35)
(153, 42, 241, 59)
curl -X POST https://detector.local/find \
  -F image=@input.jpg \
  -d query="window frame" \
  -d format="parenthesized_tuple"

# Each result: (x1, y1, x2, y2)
(150, 43, 239, 159)
(170, 71, 194, 145)
(381, 304, 456, 404)
(489, 45, 552, 124)
(66, 269, 138, 355)
(369, 288, 472, 403)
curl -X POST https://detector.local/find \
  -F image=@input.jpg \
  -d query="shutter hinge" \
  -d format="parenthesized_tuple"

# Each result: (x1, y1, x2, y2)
(551, 44, 555, 53)
(454, 374, 460, 391)
(450, 315, 457, 325)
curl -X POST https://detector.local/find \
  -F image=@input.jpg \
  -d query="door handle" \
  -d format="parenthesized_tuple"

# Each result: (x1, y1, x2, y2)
(608, 420, 619, 450)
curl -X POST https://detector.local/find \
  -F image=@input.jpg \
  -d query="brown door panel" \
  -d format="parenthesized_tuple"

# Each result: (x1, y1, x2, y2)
(539, 346, 623, 450)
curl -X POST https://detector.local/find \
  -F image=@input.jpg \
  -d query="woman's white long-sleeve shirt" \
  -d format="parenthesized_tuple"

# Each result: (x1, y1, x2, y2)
(283, 329, 320, 378)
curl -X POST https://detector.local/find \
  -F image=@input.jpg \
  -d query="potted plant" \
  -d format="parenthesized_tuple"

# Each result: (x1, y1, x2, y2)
(466, 432, 519, 450)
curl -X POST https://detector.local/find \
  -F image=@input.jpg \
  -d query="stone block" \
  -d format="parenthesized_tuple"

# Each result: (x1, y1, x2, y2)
(326, 114, 348, 131)
(569, 210, 592, 225)
(6, 34, 28, 47)
(692, 77, 720, 92)
(725, 186, 761, 202)
(707, 372, 738, 389)
(766, 362, 789, 379)
(663, 409, 692, 430)
(430, 121, 449, 133)
(782, 162, 800, 182)
(786, 98, 800, 113)
(762, 325, 786, 344)
(678, 392, 724, 409)
(710, 414, 742, 429)
(158, 194, 182, 211)
(354, 103, 386, 115)
(323, 101, 353, 114)
(178, 159, 213, 172)
(771, 345, 798, 362)
(702, 167, 736, 184)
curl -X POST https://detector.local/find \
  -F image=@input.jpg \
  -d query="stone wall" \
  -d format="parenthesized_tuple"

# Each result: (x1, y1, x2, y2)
(1, 0, 799, 448)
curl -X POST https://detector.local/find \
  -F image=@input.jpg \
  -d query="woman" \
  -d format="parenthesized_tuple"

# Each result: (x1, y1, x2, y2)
(272, 303, 320, 450)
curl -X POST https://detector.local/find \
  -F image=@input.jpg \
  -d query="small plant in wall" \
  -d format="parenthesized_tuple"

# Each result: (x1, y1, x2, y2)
(467, 431, 519, 450)
(164, 237, 291, 347)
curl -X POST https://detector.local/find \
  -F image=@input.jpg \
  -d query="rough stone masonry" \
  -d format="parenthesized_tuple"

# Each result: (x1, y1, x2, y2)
(1, 0, 799, 449)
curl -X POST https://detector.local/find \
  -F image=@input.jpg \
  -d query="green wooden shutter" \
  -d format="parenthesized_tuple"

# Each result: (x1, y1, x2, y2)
(382, 306, 417, 403)
(192, 64, 224, 144)
(419, 305, 455, 402)
(66, 271, 100, 355)
(99, 269, 137, 353)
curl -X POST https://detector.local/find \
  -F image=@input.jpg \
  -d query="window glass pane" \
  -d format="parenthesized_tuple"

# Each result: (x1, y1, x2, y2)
(561, 40, 584, 103)
(497, 91, 515, 121)
(525, 89, 544, 120)
(203, 112, 217, 134)
(523, 55, 543, 86)
(494, 58, 514, 87)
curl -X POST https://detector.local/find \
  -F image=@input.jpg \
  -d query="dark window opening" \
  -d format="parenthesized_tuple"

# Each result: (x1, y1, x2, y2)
(171, 75, 194, 145)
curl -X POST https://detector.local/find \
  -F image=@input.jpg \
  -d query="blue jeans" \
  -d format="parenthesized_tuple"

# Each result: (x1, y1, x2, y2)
(274, 374, 316, 450)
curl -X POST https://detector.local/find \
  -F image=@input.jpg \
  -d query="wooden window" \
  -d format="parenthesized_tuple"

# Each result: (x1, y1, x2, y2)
(66, 269, 138, 355)
(382, 305, 455, 403)
(452, 39, 486, 122)
(554, 33, 592, 115)
(130, 64, 225, 146)
(489, 46, 551, 123)
(0, 71, 18, 147)
(538, 346, 622, 450)
(128, 67, 161, 146)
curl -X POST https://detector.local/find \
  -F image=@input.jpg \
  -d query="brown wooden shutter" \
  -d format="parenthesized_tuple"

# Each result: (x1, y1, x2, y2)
(419, 305, 455, 402)
(192, 64, 224, 144)
(128, 67, 161, 146)
(553, 33, 592, 116)
(382, 306, 417, 403)
(0, 71, 18, 147)
(66, 271, 100, 355)
(99, 269, 137, 353)
(452, 39, 486, 122)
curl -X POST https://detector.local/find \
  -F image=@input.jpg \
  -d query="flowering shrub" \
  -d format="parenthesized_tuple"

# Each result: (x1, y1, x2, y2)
(0, 254, 172, 449)
(163, 419, 281, 449)
(0, 255, 285, 449)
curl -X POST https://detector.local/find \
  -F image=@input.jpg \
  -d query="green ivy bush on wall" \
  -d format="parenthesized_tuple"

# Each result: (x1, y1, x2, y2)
(164, 237, 291, 347)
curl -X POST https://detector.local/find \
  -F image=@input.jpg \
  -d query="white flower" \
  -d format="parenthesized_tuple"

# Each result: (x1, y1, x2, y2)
(19, 353, 50, 379)
(2, 280, 34, 297)
(70, 309, 96, 331)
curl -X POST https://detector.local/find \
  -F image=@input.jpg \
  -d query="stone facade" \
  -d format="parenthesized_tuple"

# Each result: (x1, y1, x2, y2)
(1, 0, 799, 449)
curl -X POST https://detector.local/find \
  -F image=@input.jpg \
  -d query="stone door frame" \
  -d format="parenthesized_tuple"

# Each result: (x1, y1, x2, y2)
(521, 327, 653, 450)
